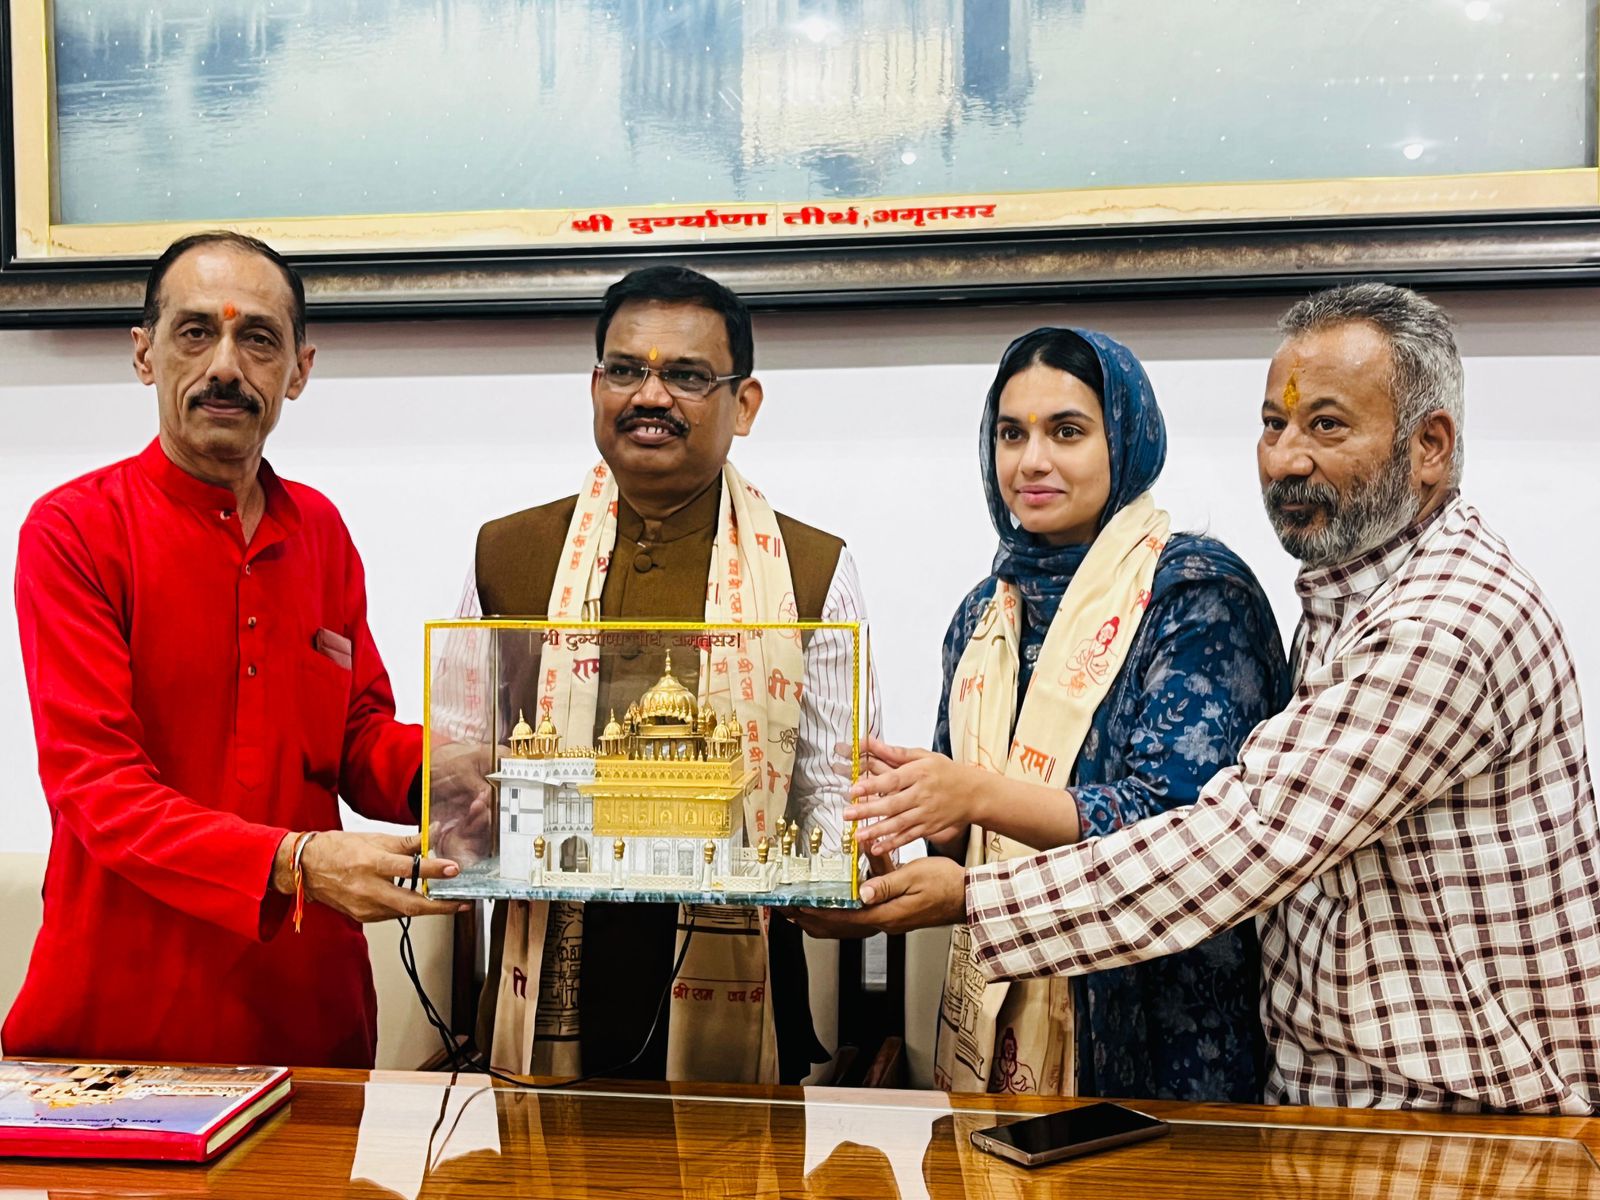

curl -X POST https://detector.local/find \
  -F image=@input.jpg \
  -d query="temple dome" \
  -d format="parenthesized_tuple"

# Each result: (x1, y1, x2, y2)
(510, 711, 534, 742)
(639, 652, 697, 725)
(601, 710, 624, 740)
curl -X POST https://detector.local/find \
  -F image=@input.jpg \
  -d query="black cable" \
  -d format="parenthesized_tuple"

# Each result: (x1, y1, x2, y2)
(422, 1069, 457, 1170)
(396, 875, 698, 1092)
(397, 911, 474, 1072)
(395, 853, 489, 1076)
(423, 1073, 499, 1175)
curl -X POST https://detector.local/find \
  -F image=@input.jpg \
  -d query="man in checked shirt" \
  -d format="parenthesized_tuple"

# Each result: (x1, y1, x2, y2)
(832, 283, 1600, 1114)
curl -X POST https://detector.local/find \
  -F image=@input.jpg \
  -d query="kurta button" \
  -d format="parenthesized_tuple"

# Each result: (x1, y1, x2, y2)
(247, 616, 257, 629)
(220, 510, 232, 521)
(247, 665, 258, 677)
(243, 563, 252, 575)
(633, 552, 653, 573)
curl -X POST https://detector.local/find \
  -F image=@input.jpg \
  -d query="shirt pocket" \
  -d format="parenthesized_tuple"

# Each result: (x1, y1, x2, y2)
(298, 648, 352, 793)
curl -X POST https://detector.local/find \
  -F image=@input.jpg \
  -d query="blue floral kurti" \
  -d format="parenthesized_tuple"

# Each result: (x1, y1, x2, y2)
(935, 534, 1288, 1102)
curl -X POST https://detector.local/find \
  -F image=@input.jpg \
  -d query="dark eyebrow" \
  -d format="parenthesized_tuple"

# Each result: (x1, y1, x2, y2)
(1262, 396, 1351, 417)
(997, 408, 1097, 425)
(171, 308, 285, 333)
(1300, 396, 1350, 416)
(238, 310, 286, 329)
(610, 351, 716, 370)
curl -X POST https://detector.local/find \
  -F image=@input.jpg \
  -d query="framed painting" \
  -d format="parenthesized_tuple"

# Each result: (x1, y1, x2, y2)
(3, 0, 1599, 324)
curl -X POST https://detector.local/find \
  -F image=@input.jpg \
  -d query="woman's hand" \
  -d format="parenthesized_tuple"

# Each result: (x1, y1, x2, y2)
(844, 736, 988, 855)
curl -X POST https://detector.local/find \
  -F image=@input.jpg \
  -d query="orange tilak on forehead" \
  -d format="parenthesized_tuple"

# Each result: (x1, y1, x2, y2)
(647, 346, 660, 362)
(1028, 412, 1038, 424)
(222, 302, 238, 321)
(1283, 369, 1301, 414)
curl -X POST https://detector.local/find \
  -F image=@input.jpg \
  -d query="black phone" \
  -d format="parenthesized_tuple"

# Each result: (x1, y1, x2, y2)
(969, 1102, 1169, 1168)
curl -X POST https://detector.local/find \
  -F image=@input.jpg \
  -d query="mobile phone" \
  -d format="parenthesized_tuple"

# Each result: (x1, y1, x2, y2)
(969, 1102, 1169, 1168)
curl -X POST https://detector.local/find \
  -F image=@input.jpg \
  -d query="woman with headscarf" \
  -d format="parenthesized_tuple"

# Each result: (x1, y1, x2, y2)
(844, 328, 1287, 1101)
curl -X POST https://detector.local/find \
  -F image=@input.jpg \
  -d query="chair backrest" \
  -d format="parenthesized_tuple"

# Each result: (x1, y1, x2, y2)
(0, 852, 47, 1052)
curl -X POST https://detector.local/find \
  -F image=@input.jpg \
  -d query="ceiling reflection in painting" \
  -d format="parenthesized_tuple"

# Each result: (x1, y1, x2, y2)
(49, 0, 1598, 225)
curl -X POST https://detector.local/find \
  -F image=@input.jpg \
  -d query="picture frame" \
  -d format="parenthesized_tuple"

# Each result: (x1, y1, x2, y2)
(5, 0, 1599, 326)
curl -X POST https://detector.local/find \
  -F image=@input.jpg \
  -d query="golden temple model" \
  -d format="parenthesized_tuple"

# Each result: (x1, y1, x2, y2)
(488, 651, 849, 892)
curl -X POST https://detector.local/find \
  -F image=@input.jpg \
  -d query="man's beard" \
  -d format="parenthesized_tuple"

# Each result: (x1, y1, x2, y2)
(1263, 441, 1420, 569)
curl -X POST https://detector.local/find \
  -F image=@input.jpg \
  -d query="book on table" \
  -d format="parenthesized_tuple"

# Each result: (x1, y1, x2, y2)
(0, 1062, 292, 1162)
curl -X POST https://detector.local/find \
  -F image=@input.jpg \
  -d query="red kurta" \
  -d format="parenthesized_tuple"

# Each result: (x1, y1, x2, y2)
(6, 438, 421, 1068)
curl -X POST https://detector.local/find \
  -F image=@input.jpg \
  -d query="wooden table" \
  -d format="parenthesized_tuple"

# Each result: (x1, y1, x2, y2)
(2, 1068, 1596, 1197)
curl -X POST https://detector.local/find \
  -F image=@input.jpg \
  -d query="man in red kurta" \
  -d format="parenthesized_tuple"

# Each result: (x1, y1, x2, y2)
(6, 232, 465, 1068)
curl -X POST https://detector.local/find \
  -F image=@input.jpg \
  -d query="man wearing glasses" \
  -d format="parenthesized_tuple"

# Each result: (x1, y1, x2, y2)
(467, 266, 873, 1084)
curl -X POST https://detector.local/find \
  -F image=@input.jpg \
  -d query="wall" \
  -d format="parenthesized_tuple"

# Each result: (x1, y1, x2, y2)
(3, 287, 1599, 854)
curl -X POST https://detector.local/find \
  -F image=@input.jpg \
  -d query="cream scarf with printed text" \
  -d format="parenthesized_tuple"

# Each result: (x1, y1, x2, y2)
(935, 492, 1169, 1095)
(491, 461, 805, 1082)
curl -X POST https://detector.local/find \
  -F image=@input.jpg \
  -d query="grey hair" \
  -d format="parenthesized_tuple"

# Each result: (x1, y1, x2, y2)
(1277, 282, 1464, 486)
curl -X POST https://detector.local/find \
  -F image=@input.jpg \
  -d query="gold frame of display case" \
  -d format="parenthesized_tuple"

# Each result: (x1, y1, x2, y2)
(422, 618, 864, 908)
(5, 0, 1600, 319)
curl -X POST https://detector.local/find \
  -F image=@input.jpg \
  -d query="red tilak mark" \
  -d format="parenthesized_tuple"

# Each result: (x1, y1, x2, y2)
(222, 302, 238, 320)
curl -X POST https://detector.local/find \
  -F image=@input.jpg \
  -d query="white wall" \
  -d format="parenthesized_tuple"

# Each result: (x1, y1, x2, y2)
(4, 288, 1599, 853)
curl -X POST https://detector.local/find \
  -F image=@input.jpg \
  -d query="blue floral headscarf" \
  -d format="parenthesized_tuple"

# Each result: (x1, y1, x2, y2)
(978, 327, 1252, 682)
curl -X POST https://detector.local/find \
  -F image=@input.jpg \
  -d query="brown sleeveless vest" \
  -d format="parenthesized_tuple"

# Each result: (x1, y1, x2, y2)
(471, 479, 847, 1080)
(475, 486, 843, 621)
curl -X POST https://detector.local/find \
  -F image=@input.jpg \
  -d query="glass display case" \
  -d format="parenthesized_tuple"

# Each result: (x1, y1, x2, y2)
(422, 619, 864, 907)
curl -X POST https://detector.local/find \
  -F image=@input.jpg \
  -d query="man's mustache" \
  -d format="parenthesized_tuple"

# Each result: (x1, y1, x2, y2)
(188, 380, 262, 413)
(1264, 478, 1340, 524)
(614, 407, 689, 436)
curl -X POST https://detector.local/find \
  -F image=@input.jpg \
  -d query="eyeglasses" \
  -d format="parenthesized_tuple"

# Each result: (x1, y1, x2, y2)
(594, 359, 744, 399)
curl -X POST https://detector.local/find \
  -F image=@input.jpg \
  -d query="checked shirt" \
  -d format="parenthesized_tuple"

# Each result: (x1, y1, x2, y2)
(966, 497, 1600, 1113)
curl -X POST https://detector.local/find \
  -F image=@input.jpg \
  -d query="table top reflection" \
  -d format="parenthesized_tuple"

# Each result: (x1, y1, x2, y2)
(0, 1069, 1596, 1199)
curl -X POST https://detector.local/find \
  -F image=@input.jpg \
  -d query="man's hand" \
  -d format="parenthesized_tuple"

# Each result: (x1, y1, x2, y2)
(272, 831, 470, 923)
(843, 736, 982, 855)
(428, 741, 497, 864)
(787, 858, 968, 938)
(783, 906, 879, 940)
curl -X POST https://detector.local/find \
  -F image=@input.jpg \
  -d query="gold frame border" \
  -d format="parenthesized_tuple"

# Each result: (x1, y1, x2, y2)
(421, 618, 864, 901)
(9, 0, 1599, 260)
(8, 0, 50, 253)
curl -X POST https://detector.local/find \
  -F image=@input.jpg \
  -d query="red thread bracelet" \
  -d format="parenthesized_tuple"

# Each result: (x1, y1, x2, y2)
(291, 831, 319, 933)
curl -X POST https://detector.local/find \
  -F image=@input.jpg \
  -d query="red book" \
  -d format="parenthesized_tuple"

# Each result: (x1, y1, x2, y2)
(0, 1062, 292, 1162)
